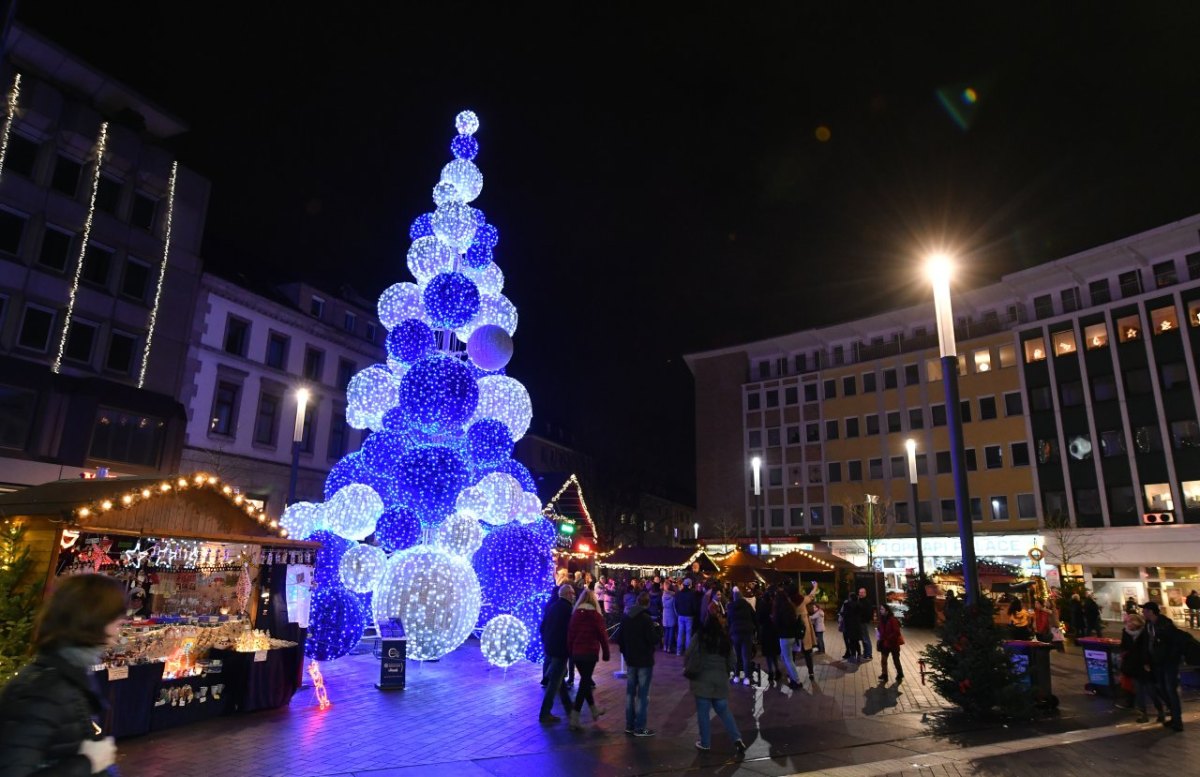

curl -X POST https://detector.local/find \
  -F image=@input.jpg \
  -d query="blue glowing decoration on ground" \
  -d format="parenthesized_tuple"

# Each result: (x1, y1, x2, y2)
(386, 319, 436, 364)
(306, 586, 367, 661)
(303, 109, 549, 667)
(423, 272, 481, 329)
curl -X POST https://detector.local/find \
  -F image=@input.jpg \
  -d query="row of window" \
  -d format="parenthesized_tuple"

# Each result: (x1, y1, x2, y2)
(223, 315, 360, 387)
(209, 379, 352, 460)
(0, 213, 160, 303)
(1023, 301, 1200, 364)
(1034, 420, 1200, 464)
(1, 297, 141, 374)
(3, 130, 161, 231)
(754, 442, 1030, 489)
(1042, 480, 1200, 518)
(1031, 254, 1200, 321)
(752, 492, 1039, 529)
(304, 294, 376, 342)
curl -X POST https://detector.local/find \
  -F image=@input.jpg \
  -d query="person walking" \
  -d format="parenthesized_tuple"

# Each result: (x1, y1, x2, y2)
(809, 602, 826, 654)
(793, 581, 820, 681)
(674, 578, 698, 654)
(727, 587, 756, 685)
(1186, 590, 1200, 629)
(1142, 602, 1184, 731)
(685, 606, 748, 756)
(1120, 611, 1165, 723)
(772, 582, 803, 689)
(839, 592, 861, 662)
(0, 574, 125, 777)
(618, 591, 660, 737)
(538, 584, 576, 724)
(661, 581, 678, 654)
(857, 587, 875, 662)
(756, 586, 782, 684)
(876, 605, 905, 683)
(1084, 594, 1102, 637)
(567, 588, 610, 730)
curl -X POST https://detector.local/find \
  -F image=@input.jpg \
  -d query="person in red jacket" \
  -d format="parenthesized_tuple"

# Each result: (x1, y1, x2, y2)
(567, 587, 611, 729)
(877, 605, 905, 684)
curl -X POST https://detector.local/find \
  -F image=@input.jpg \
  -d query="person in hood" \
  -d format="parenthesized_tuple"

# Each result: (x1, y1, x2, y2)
(538, 584, 576, 724)
(618, 591, 660, 737)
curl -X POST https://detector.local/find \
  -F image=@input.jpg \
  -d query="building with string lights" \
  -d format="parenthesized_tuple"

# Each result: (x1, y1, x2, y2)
(0, 24, 208, 489)
(686, 214, 1200, 625)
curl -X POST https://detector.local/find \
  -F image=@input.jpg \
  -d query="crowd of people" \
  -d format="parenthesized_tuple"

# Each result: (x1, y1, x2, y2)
(538, 569, 906, 753)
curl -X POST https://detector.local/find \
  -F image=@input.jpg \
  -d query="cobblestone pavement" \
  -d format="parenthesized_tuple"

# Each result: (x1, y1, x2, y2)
(112, 629, 1196, 777)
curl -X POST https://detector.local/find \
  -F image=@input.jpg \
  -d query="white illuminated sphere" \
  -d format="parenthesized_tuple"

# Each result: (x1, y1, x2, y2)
(476, 471, 522, 524)
(374, 547, 481, 661)
(516, 490, 544, 521)
(480, 614, 530, 668)
(407, 236, 457, 286)
(324, 483, 385, 541)
(464, 261, 504, 297)
(465, 325, 514, 372)
(378, 282, 426, 331)
(432, 180, 462, 206)
(455, 110, 480, 135)
(455, 485, 493, 521)
(338, 543, 387, 593)
(347, 365, 400, 430)
(280, 501, 323, 540)
(432, 201, 478, 249)
(431, 510, 485, 557)
(471, 375, 533, 441)
(440, 159, 483, 203)
(456, 295, 518, 342)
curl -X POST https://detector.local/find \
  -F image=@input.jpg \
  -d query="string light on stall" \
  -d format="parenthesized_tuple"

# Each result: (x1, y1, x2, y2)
(138, 161, 178, 388)
(53, 122, 108, 374)
(0, 73, 21, 178)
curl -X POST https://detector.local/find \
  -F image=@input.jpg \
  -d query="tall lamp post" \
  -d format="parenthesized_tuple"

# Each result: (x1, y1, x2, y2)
(693, 521, 700, 541)
(287, 387, 310, 505)
(904, 438, 927, 582)
(750, 456, 763, 556)
(927, 255, 979, 603)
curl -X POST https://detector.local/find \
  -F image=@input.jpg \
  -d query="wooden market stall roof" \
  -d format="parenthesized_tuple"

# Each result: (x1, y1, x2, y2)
(543, 474, 599, 546)
(716, 549, 768, 569)
(0, 473, 316, 548)
(598, 545, 719, 574)
(768, 549, 857, 574)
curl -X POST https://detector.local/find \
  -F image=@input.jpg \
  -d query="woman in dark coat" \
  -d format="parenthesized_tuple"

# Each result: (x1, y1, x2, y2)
(0, 574, 128, 777)
(756, 586, 781, 683)
(1119, 612, 1164, 723)
(726, 587, 757, 685)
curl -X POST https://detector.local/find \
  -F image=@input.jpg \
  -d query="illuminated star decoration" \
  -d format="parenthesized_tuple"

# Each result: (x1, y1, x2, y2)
(122, 538, 151, 569)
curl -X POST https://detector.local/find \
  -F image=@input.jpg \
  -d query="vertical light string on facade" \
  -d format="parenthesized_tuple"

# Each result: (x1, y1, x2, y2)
(137, 160, 178, 387)
(0, 73, 21, 178)
(53, 121, 108, 374)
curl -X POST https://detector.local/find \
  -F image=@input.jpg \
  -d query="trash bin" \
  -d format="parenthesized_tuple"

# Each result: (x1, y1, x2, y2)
(1077, 636, 1122, 697)
(1004, 640, 1057, 708)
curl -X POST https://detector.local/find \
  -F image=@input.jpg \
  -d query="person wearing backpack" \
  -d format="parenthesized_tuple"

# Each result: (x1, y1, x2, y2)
(1142, 602, 1183, 731)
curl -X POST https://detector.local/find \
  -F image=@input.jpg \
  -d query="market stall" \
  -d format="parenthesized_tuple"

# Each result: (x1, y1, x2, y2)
(596, 545, 719, 580)
(0, 473, 320, 737)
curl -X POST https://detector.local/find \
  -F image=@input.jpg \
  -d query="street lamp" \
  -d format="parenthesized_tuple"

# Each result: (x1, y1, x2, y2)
(905, 438, 927, 582)
(750, 456, 762, 556)
(693, 521, 700, 541)
(926, 254, 979, 603)
(287, 387, 310, 504)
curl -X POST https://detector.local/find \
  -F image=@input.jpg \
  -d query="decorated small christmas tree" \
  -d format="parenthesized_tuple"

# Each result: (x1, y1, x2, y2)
(281, 111, 555, 668)
(0, 520, 43, 684)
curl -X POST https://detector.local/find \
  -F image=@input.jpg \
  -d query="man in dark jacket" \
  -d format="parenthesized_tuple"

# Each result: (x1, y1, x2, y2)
(618, 592, 660, 736)
(1143, 601, 1184, 731)
(539, 584, 576, 723)
(857, 587, 875, 662)
(839, 593, 861, 661)
(1186, 590, 1200, 629)
(1084, 594, 1102, 637)
(674, 578, 698, 653)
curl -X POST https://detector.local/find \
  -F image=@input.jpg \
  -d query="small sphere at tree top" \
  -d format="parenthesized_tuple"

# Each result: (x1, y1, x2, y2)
(455, 110, 480, 135)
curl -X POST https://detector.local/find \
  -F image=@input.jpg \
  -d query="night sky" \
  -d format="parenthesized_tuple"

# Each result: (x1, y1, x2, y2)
(18, 4, 1200, 501)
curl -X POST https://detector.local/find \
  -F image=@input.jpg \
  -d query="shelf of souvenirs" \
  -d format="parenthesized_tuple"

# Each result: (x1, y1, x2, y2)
(101, 619, 297, 680)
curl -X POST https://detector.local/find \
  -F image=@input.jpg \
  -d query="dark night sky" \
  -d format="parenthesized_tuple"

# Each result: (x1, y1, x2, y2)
(18, 4, 1200, 501)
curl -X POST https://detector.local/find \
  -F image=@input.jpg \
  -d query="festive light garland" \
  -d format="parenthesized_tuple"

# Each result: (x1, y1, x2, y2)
(766, 548, 835, 570)
(545, 474, 598, 544)
(137, 161, 178, 388)
(53, 122, 109, 374)
(0, 73, 22, 178)
(595, 545, 715, 573)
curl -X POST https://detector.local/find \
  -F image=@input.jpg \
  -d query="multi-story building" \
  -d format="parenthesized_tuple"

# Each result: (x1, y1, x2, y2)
(179, 272, 384, 514)
(686, 213, 1200, 622)
(0, 24, 207, 487)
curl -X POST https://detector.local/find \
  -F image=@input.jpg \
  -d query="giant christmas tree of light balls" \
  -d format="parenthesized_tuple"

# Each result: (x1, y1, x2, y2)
(281, 111, 555, 666)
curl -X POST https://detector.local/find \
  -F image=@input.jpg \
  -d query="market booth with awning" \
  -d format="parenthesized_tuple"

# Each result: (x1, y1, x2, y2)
(597, 546, 719, 578)
(0, 473, 320, 737)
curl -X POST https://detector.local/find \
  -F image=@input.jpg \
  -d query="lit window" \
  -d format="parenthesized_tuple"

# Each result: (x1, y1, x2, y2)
(1151, 306, 1178, 334)
(973, 349, 991, 372)
(1084, 323, 1108, 350)
(926, 358, 942, 382)
(1183, 481, 1200, 511)
(1023, 338, 1046, 363)
(1143, 483, 1173, 512)
(1052, 330, 1077, 355)
(1117, 314, 1141, 343)
(998, 344, 1016, 368)
(1189, 300, 1200, 328)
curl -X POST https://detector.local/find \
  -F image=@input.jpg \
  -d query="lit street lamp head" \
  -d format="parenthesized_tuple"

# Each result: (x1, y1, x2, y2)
(925, 253, 954, 286)
(925, 252, 958, 359)
(296, 387, 311, 406)
(750, 456, 761, 472)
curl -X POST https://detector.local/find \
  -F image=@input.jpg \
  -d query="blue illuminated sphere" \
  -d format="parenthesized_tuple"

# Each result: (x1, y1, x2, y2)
(513, 592, 551, 663)
(325, 452, 364, 500)
(374, 506, 422, 553)
(306, 586, 366, 661)
(398, 353, 479, 434)
(471, 207, 487, 227)
(409, 212, 434, 239)
(423, 272, 481, 329)
(353, 467, 403, 511)
(473, 223, 500, 250)
(386, 319, 436, 364)
(526, 516, 559, 549)
(467, 419, 513, 467)
(472, 522, 556, 611)
(479, 458, 537, 494)
(360, 431, 414, 474)
(450, 133, 479, 160)
(463, 243, 493, 270)
(397, 443, 472, 526)
(310, 530, 355, 588)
